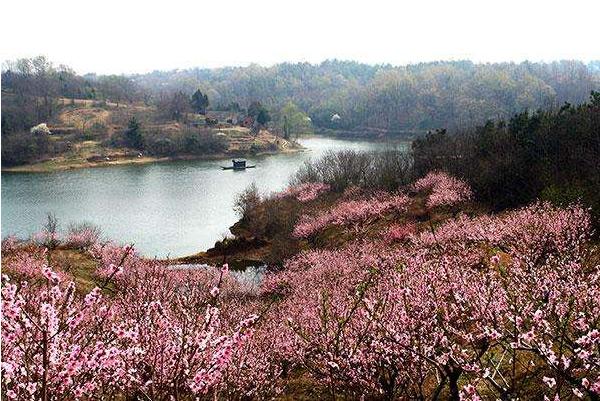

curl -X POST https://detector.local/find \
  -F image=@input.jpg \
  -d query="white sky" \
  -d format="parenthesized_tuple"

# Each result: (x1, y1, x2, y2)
(1, 0, 599, 75)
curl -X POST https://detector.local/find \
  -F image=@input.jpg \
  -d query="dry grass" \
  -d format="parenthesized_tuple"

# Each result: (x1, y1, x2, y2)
(49, 248, 102, 293)
(58, 107, 111, 128)
(1, 247, 102, 294)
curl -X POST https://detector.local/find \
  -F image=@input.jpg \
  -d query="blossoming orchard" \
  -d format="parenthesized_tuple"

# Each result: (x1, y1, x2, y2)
(2, 172, 599, 400)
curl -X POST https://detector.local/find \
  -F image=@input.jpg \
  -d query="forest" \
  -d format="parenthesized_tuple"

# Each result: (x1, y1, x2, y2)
(133, 59, 600, 131)
(3, 57, 599, 135)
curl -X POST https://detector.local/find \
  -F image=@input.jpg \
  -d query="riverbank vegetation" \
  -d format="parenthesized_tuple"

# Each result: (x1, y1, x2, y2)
(223, 91, 598, 265)
(0, 96, 299, 171)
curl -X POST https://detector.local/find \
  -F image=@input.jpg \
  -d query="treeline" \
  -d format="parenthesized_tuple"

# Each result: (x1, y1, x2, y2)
(3, 57, 599, 134)
(412, 91, 600, 216)
(133, 59, 600, 130)
(295, 92, 600, 224)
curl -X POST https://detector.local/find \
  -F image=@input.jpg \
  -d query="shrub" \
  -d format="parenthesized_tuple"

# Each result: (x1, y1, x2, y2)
(65, 222, 103, 249)
(1, 131, 54, 167)
(31, 214, 60, 249)
(294, 148, 412, 192)
(234, 183, 261, 222)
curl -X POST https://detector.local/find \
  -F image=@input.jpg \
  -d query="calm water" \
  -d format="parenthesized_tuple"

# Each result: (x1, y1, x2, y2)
(1, 137, 404, 257)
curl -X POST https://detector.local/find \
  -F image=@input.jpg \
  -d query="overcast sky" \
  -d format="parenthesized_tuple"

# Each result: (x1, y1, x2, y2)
(1, 0, 599, 75)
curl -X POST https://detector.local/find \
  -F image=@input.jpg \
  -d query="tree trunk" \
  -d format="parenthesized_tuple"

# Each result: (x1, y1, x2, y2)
(42, 329, 49, 401)
(447, 368, 461, 401)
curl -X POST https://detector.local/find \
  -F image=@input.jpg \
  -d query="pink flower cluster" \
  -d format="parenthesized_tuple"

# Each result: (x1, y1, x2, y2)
(31, 230, 60, 247)
(88, 242, 136, 279)
(415, 201, 591, 264)
(265, 201, 599, 399)
(64, 227, 101, 249)
(383, 222, 416, 243)
(1, 235, 19, 254)
(2, 172, 598, 399)
(1, 247, 68, 283)
(1, 246, 260, 399)
(280, 182, 330, 203)
(293, 192, 410, 238)
(413, 171, 473, 208)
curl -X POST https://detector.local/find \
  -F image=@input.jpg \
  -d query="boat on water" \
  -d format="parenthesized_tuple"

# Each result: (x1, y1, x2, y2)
(221, 159, 256, 170)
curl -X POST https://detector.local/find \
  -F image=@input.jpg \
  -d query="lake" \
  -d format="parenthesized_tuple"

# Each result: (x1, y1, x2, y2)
(1, 136, 405, 257)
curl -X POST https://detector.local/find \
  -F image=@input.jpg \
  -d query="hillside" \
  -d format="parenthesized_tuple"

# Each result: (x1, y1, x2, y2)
(132, 60, 600, 131)
(2, 170, 599, 400)
(1, 97, 300, 172)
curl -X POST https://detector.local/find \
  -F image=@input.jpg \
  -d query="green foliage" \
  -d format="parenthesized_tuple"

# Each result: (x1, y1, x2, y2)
(246, 101, 271, 125)
(247, 101, 265, 119)
(190, 89, 209, 114)
(278, 101, 312, 139)
(540, 184, 588, 207)
(256, 109, 271, 126)
(591, 90, 600, 107)
(412, 92, 600, 222)
(131, 59, 600, 132)
(124, 117, 143, 150)
(3, 58, 599, 135)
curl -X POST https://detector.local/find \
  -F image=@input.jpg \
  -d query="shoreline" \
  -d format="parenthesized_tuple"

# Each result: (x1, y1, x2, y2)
(1, 131, 414, 174)
(314, 127, 425, 141)
(1, 146, 306, 174)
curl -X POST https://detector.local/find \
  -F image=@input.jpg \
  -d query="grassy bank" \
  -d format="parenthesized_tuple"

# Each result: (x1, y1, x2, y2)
(2, 145, 305, 173)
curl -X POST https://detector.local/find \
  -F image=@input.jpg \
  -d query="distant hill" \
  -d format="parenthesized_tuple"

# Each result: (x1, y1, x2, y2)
(3, 58, 600, 136)
(129, 59, 600, 130)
